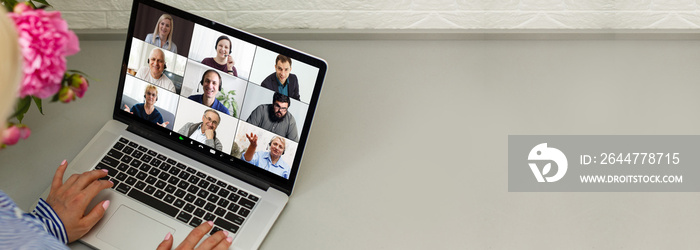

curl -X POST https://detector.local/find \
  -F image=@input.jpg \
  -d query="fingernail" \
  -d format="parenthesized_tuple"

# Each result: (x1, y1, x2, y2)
(61, 159, 67, 165)
(223, 230, 229, 236)
(226, 237, 233, 243)
(101, 169, 109, 173)
(164, 232, 171, 241)
(207, 221, 214, 227)
(102, 200, 110, 210)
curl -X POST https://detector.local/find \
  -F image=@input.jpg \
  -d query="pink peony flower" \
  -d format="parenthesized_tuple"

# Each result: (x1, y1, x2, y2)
(2, 125, 21, 146)
(9, 6, 80, 99)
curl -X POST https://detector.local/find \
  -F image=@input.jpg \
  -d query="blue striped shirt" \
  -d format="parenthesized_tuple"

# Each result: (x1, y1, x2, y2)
(0, 190, 68, 249)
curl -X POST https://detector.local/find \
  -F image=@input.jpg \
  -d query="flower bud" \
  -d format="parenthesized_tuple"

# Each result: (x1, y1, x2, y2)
(74, 75, 88, 98)
(13, 2, 31, 14)
(19, 126, 31, 140)
(2, 125, 21, 146)
(58, 86, 75, 103)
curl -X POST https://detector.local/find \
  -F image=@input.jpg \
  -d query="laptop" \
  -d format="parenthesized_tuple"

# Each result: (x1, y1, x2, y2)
(37, 0, 327, 249)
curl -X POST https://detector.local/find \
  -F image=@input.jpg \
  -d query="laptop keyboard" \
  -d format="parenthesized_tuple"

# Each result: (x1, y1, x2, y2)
(94, 137, 259, 236)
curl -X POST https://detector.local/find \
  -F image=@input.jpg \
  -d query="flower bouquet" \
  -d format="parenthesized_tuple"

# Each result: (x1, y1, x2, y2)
(1, 0, 88, 148)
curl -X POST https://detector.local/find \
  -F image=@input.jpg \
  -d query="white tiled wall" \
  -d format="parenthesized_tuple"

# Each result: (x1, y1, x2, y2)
(50, 0, 700, 30)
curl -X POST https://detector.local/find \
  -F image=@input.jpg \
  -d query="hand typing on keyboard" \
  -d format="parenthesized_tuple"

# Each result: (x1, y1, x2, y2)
(157, 221, 232, 250)
(45, 159, 115, 243)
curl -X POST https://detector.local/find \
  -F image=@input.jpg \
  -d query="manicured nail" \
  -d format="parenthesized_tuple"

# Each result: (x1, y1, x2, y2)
(226, 237, 233, 243)
(61, 159, 67, 165)
(101, 169, 109, 173)
(164, 232, 172, 241)
(223, 230, 229, 236)
(207, 221, 214, 227)
(102, 200, 110, 210)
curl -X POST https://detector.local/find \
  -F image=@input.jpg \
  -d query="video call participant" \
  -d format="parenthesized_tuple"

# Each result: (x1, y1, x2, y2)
(260, 54, 300, 100)
(201, 35, 237, 77)
(188, 69, 230, 115)
(246, 92, 298, 142)
(177, 109, 223, 151)
(123, 84, 170, 128)
(243, 134, 290, 179)
(135, 47, 176, 92)
(144, 14, 177, 53)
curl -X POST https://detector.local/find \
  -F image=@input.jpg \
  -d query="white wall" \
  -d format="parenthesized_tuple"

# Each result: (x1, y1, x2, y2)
(51, 0, 700, 30)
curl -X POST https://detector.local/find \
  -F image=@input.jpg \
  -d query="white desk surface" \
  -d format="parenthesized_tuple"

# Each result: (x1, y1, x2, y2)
(2, 34, 700, 249)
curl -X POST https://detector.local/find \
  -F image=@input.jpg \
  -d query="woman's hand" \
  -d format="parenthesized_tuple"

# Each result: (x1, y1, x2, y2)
(156, 221, 233, 250)
(45, 160, 114, 242)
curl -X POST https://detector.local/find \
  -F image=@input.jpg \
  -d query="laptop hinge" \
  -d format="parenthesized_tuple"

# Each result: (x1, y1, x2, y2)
(126, 123, 272, 192)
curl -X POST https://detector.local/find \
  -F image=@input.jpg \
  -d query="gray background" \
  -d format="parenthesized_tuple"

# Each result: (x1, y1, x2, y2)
(2, 31, 700, 249)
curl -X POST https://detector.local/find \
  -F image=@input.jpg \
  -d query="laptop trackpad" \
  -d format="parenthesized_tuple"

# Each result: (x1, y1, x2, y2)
(97, 205, 174, 249)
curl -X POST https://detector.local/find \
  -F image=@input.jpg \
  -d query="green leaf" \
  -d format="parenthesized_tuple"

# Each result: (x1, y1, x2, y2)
(2, 0, 19, 12)
(31, 0, 50, 6)
(32, 96, 43, 115)
(11, 96, 32, 123)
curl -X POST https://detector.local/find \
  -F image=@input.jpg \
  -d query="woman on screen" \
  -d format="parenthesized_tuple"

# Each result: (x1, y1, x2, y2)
(124, 84, 170, 128)
(145, 14, 177, 53)
(201, 35, 237, 77)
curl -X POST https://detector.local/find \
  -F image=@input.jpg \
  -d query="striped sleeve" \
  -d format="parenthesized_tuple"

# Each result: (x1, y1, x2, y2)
(31, 198, 69, 244)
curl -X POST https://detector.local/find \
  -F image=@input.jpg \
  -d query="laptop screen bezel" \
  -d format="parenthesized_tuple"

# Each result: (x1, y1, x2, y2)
(113, 0, 327, 195)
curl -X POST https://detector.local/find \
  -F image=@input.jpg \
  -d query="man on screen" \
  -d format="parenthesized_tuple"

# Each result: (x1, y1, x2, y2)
(135, 48, 176, 92)
(243, 134, 290, 179)
(188, 70, 230, 115)
(246, 92, 298, 142)
(177, 109, 223, 151)
(260, 54, 300, 101)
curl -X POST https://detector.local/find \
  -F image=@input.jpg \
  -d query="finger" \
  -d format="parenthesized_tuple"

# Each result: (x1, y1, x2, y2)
(82, 179, 114, 204)
(213, 236, 233, 250)
(156, 232, 173, 250)
(73, 169, 110, 190)
(196, 230, 227, 250)
(51, 159, 68, 191)
(81, 199, 111, 230)
(180, 221, 213, 249)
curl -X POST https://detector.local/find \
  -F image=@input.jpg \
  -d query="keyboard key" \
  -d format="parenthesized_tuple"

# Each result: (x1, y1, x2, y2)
(203, 213, 215, 222)
(194, 198, 206, 207)
(239, 198, 255, 210)
(126, 167, 138, 176)
(135, 181, 146, 190)
(136, 171, 147, 180)
(197, 180, 209, 189)
(194, 208, 205, 217)
(177, 181, 190, 190)
(128, 189, 178, 217)
(150, 159, 162, 168)
(224, 212, 244, 225)
(168, 176, 179, 185)
(154, 190, 165, 199)
(228, 193, 240, 203)
(207, 185, 219, 193)
(148, 168, 161, 176)
(121, 155, 133, 164)
(249, 195, 259, 202)
(113, 142, 126, 151)
(101, 156, 119, 167)
(158, 172, 170, 181)
(118, 137, 129, 143)
(207, 195, 219, 204)
(184, 204, 195, 213)
(164, 194, 175, 204)
(228, 204, 240, 213)
(176, 212, 192, 224)
(217, 189, 230, 198)
(116, 183, 131, 194)
(184, 194, 196, 203)
(157, 154, 168, 162)
(160, 163, 172, 172)
(95, 163, 117, 177)
(139, 163, 151, 172)
(116, 172, 127, 181)
(117, 163, 129, 172)
(144, 185, 156, 195)
(123, 146, 135, 155)
(196, 172, 207, 178)
(175, 163, 186, 169)
(137, 145, 148, 152)
(216, 180, 227, 188)
(178, 171, 190, 180)
(215, 207, 226, 217)
(214, 218, 240, 234)
(155, 180, 166, 189)
(187, 185, 199, 194)
(173, 199, 185, 208)
(189, 218, 202, 228)
(206, 176, 216, 183)
(132, 150, 143, 159)
(185, 167, 196, 174)
(187, 176, 200, 185)
(106, 149, 123, 161)
(147, 149, 157, 157)
(237, 190, 248, 197)
(129, 160, 141, 169)
(141, 154, 153, 164)
(217, 199, 229, 208)
(197, 190, 209, 199)
(238, 208, 250, 218)
(226, 186, 238, 192)
(165, 184, 176, 194)
(128, 142, 138, 148)
(145, 176, 157, 185)
(174, 189, 186, 198)
(168, 167, 180, 176)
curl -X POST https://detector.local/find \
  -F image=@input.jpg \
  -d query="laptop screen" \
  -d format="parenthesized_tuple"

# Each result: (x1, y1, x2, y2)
(114, 0, 326, 194)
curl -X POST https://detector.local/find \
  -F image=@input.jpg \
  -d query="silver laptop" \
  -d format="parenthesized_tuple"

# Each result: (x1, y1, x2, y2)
(38, 0, 327, 249)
